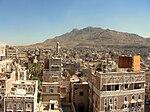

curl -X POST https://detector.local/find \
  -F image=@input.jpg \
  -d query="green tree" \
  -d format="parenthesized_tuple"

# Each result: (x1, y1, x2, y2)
(29, 62, 43, 78)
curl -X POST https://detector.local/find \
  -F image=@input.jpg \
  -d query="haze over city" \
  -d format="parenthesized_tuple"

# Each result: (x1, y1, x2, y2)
(0, 0, 150, 45)
(1, 1, 150, 112)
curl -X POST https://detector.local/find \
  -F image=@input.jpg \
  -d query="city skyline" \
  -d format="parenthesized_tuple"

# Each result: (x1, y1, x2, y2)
(0, 0, 150, 45)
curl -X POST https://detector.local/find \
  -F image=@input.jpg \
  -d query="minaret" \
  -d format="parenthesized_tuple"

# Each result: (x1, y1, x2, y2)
(56, 42, 60, 54)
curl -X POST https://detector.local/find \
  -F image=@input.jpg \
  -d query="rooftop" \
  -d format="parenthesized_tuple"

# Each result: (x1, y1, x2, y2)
(0, 73, 10, 79)
(13, 80, 36, 85)
(42, 82, 59, 85)
(70, 75, 80, 82)
(5, 88, 35, 97)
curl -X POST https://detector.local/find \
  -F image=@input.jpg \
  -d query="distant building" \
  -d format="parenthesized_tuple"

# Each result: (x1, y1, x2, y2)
(56, 42, 60, 54)
(62, 60, 80, 75)
(0, 42, 6, 61)
(6, 46, 18, 60)
(17, 66, 27, 80)
(43, 57, 62, 81)
(17, 51, 28, 61)
(0, 60, 14, 73)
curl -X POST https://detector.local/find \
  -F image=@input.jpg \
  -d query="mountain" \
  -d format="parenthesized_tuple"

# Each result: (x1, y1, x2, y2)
(28, 27, 149, 48)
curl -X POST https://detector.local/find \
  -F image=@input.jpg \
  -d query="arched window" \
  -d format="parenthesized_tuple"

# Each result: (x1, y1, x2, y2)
(104, 98, 108, 106)
(28, 87, 30, 92)
(17, 103, 22, 110)
(7, 102, 13, 109)
(124, 96, 128, 101)
(138, 94, 141, 99)
(26, 103, 32, 109)
(114, 97, 118, 110)
(109, 98, 112, 104)
(132, 95, 135, 100)
(29, 87, 33, 92)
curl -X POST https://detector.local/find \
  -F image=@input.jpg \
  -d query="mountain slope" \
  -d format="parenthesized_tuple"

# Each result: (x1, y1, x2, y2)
(31, 27, 149, 48)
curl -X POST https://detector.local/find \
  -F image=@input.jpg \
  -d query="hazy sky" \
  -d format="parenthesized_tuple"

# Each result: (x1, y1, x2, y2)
(0, 0, 150, 45)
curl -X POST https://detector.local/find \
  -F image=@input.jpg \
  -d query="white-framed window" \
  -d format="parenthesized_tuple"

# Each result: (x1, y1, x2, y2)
(114, 97, 118, 110)
(137, 108, 141, 112)
(124, 84, 129, 90)
(26, 103, 32, 110)
(137, 103, 141, 108)
(104, 98, 108, 107)
(109, 98, 112, 104)
(26, 87, 28, 92)
(138, 94, 142, 100)
(124, 96, 128, 101)
(46, 86, 49, 93)
(104, 98, 108, 111)
(124, 104, 128, 108)
(28, 86, 33, 92)
(131, 95, 135, 100)
(16, 103, 22, 110)
(7, 102, 13, 109)
(131, 103, 135, 108)
(109, 98, 113, 110)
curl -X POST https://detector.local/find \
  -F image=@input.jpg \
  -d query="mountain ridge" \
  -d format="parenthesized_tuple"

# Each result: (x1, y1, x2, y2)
(22, 27, 150, 48)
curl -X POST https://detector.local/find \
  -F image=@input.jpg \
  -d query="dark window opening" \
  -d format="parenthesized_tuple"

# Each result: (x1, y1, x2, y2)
(124, 104, 128, 108)
(78, 103, 84, 112)
(115, 85, 119, 90)
(51, 104, 54, 110)
(132, 96, 134, 100)
(79, 92, 84, 96)
(125, 84, 128, 89)
(138, 95, 141, 99)
(131, 103, 134, 108)
(125, 96, 127, 101)
(74, 88, 78, 90)
(109, 99, 112, 104)
(50, 89, 53, 93)
(107, 85, 111, 91)
(134, 83, 142, 89)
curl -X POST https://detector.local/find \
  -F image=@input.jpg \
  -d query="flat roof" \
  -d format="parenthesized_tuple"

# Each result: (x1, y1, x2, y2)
(42, 82, 59, 85)
(13, 80, 36, 85)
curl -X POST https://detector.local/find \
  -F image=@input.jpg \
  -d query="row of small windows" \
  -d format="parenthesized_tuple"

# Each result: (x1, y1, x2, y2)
(104, 94, 142, 111)
(104, 97, 118, 111)
(7, 102, 32, 110)
(124, 94, 142, 101)
(13, 85, 34, 93)
(103, 83, 144, 91)
(124, 103, 142, 109)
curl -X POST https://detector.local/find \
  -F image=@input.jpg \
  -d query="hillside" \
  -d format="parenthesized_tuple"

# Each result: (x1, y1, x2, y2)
(27, 27, 149, 48)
